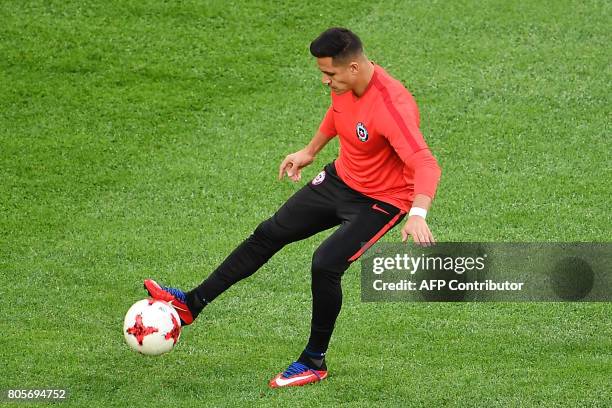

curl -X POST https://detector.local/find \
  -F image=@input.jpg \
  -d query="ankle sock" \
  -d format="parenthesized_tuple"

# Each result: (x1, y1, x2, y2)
(298, 348, 327, 370)
(186, 290, 208, 319)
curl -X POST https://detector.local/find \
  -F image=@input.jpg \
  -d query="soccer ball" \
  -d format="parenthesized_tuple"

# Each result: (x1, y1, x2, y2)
(123, 298, 181, 355)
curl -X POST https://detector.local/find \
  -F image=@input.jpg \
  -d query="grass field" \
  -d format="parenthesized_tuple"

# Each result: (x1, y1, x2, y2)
(1, 0, 610, 406)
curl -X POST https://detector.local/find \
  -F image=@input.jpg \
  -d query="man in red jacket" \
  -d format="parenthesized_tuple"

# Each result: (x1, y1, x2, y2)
(144, 27, 441, 388)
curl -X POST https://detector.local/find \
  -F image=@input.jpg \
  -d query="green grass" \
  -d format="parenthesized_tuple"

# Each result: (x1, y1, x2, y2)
(1, 0, 610, 406)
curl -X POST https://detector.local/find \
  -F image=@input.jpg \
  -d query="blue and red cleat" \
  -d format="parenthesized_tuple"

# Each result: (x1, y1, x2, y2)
(143, 279, 194, 325)
(268, 361, 328, 388)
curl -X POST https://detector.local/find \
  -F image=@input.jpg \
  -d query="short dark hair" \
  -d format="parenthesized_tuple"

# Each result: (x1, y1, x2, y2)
(309, 27, 363, 64)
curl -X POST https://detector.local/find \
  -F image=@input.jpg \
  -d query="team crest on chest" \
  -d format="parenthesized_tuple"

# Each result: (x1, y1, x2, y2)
(356, 122, 369, 142)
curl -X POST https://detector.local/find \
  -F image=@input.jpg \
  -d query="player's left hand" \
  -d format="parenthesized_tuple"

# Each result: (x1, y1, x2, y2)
(401, 216, 435, 247)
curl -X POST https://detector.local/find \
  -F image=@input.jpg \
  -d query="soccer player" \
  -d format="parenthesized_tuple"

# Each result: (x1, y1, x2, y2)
(144, 27, 441, 387)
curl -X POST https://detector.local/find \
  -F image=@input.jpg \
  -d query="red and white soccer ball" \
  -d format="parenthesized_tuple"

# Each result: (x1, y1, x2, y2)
(123, 299, 181, 355)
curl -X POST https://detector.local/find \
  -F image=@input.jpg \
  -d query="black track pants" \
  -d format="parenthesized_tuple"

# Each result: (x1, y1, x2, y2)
(189, 162, 405, 353)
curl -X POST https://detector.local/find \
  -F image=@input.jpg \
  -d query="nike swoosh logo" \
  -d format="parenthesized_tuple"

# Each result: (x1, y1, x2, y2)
(273, 373, 316, 386)
(168, 300, 187, 311)
(332, 108, 341, 113)
(372, 204, 390, 215)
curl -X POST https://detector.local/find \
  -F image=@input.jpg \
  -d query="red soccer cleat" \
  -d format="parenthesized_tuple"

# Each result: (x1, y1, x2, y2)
(143, 279, 194, 325)
(269, 362, 328, 388)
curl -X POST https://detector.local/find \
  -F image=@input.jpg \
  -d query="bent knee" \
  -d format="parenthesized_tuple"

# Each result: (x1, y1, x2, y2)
(311, 249, 348, 278)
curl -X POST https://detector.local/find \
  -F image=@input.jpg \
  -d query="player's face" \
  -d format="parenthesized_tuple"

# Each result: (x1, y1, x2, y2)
(316, 57, 356, 95)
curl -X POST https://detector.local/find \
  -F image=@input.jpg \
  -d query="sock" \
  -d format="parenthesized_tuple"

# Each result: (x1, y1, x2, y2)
(297, 348, 327, 370)
(186, 290, 208, 319)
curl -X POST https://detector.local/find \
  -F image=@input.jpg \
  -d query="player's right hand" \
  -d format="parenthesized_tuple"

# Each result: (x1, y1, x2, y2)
(278, 149, 314, 182)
